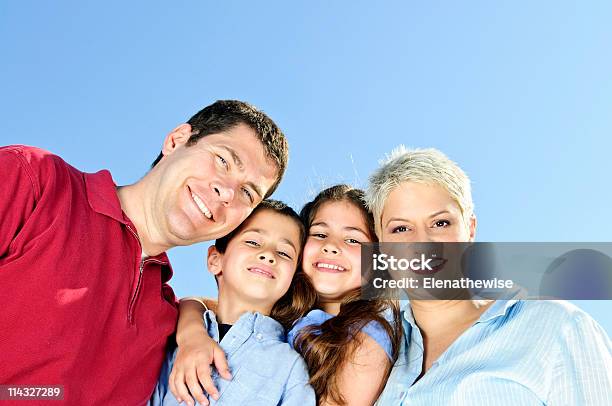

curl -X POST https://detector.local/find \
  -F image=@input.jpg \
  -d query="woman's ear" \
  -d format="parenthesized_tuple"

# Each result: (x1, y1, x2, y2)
(468, 214, 477, 242)
(207, 245, 223, 277)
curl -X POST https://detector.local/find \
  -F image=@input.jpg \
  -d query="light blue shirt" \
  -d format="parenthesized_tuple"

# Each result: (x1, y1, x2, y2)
(287, 309, 394, 359)
(150, 310, 316, 406)
(376, 294, 612, 405)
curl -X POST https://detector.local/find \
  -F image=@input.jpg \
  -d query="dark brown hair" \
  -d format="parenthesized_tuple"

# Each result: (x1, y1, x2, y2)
(152, 100, 288, 197)
(295, 184, 402, 405)
(214, 199, 316, 331)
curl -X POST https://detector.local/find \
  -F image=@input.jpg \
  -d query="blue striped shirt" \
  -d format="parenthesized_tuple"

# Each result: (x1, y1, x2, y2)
(149, 310, 315, 406)
(376, 294, 612, 405)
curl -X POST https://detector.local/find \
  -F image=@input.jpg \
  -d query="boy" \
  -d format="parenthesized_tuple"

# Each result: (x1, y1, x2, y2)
(150, 200, 316, 406)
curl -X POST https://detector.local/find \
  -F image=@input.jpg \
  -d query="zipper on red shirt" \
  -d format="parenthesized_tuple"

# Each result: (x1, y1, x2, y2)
(127, 257, 166, 324)
(125, 224, 144, 324)
(128, 260, 144, 325)
(125, 224, 169, 324)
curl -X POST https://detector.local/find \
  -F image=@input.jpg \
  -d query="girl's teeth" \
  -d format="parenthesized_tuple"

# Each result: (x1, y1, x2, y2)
(191, 193, 212, 219)
(317, 263, 345, 271)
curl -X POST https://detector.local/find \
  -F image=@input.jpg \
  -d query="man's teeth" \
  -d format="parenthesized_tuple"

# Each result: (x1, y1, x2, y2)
(191, 193, 212, 219)
(317, 263, 345, 271)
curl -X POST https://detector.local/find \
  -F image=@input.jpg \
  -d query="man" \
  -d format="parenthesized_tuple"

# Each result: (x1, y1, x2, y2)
(0, 100, 288, 405)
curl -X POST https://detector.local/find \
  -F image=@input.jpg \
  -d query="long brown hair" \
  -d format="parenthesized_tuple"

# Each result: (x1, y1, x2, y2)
(295, 185, 402, 405)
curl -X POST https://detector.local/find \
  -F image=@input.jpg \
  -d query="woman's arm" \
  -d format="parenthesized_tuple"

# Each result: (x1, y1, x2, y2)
(547, 311, 612, 405)
(321, 332, 392, 406)
(169, 298, 228, 406)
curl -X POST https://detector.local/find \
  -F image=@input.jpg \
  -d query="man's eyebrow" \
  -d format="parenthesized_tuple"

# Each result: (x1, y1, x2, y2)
(219, 145, 244, 170)
(219, 145, 264, 199)
(246, 181, 263, 201)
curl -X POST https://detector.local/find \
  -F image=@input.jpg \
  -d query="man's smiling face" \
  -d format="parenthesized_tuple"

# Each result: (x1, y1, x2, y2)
(149, 123, 278, 247)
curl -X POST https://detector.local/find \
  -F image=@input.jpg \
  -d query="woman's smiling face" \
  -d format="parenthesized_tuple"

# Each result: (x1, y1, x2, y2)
(380, 181, 476, 243)
(302, 200, 374, 301)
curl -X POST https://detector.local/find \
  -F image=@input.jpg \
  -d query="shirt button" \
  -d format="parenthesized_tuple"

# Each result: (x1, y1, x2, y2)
(256, 333, 263, 341)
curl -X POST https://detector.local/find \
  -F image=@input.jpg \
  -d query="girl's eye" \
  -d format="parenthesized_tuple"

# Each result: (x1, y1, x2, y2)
(278, 251, 292, 260)
(433, 220, 450, 228)
(346, 238, 361, 245)
(392, 225, 408, 233)
(310, 233, 326, 239)
(245, 240, 260, 247)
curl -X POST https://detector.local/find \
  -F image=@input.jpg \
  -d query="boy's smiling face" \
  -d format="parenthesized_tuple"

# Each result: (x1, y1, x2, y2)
(208, 209, 302, 312)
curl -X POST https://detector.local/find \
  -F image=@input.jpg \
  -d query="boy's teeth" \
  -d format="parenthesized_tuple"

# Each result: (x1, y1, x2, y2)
(317, 263, 345, 271)
(250, 267, 274, 278)
(191, 193, 212, 219)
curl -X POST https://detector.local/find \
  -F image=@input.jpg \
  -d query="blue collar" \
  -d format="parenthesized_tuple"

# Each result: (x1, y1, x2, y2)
(204, 310, 285, 343)
(401, 288, 525, 328)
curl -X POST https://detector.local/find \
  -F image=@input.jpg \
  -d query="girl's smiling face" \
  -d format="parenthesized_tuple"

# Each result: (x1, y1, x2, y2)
(302, 200, 374, 301)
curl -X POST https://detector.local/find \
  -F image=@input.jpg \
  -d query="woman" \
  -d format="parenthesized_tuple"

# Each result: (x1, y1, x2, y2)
(368, 146, 612, 405)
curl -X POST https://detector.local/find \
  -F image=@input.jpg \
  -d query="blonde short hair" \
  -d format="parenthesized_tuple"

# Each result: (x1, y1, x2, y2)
(366, 146, 474, 236)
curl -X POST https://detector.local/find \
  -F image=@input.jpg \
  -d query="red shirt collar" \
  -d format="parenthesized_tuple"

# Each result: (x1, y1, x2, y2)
(84, 169, 128, 224)
(83, 169, 170, 265)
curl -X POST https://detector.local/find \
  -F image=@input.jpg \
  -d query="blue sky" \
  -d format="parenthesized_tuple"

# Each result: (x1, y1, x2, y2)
(1, 1, 611, 332)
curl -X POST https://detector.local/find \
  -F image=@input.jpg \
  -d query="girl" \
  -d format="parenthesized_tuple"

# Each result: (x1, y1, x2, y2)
(288, 185, 402, 405)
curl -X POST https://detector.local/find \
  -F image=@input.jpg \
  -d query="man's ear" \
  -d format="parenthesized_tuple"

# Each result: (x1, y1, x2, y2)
(207, 245, 223, 277)
(468, 214, 477, 242)
(160, 123, 193, 158)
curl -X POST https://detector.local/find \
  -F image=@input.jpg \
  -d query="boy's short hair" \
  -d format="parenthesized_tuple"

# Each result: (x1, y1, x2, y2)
(211, 200, 316, 329)
(366, 146, 474, 236)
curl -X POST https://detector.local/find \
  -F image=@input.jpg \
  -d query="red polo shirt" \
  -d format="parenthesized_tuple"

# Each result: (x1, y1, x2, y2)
(0, 145, 178, 405)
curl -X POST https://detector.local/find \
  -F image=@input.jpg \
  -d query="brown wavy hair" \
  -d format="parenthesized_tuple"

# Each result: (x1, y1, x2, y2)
(294, 185, 403, 405)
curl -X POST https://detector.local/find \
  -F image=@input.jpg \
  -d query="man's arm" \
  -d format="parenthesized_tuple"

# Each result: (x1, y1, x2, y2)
(170, 297, 227, 406)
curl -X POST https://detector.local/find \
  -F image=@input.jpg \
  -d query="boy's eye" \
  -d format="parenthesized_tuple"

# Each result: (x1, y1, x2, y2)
(433, 220, 450, 228)
(245, 240, 260, 247)
(277, 251, 292, 260)
(310, 233, 326, 239)
(345, 238, 361, 245)
(392, 225, 408, 233)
